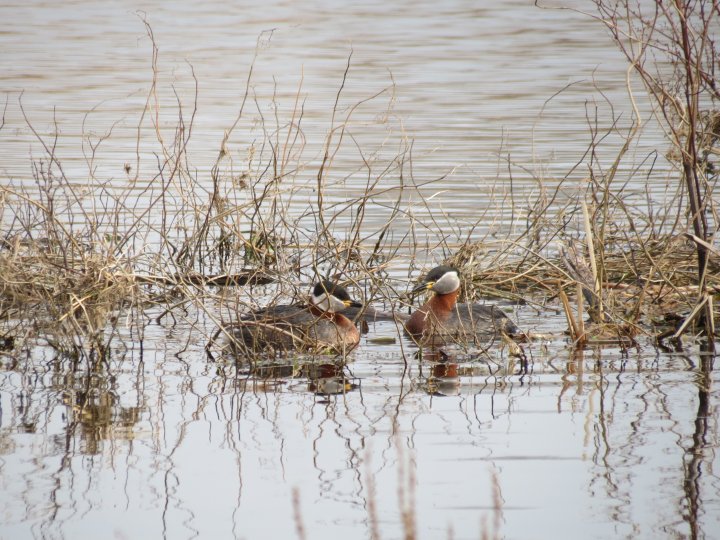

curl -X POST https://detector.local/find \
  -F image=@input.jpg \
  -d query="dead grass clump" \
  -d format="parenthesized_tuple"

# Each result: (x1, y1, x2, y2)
(450, 224, 719, 346)
(0, 235, 138, 358)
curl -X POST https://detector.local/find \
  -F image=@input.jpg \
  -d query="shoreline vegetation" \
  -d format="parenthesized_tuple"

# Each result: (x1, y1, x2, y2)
(0, 3, 718, 363)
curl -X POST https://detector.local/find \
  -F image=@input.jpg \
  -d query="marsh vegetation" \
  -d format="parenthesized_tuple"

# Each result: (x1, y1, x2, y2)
(0, 1, 718, 539)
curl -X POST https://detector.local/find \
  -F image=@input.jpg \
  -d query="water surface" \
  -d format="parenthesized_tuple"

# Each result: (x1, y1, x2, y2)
(1, 1, 718, 539)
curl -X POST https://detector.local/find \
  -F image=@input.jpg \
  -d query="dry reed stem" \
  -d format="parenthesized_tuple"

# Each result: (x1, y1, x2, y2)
(558, 288, 582, 345)
(581, 201, 603, 320)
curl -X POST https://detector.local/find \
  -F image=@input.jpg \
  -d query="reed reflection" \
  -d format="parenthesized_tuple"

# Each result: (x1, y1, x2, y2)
(0, 352, 145, 455)
(0, 348, 151, 539)
(682, 343, 714, 540)
(59, 372, 143, 455)
(570, 342, 720, 538)
(208, 357, 374, 520)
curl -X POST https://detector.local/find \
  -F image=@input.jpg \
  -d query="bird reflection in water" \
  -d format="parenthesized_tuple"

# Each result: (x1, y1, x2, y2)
(305, 362, 359, 401)
(249, 362, 298, 379)
(415, 350, 460, 396)
(219, 358, 359, 400)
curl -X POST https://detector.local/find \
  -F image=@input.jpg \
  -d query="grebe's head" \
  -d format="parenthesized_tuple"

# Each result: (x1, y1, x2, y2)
(412, 265, 461, 295)
(310, 280, 362, 313)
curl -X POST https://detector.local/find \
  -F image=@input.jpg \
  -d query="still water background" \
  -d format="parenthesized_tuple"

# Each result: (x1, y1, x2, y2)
(1, 1, 718, 539)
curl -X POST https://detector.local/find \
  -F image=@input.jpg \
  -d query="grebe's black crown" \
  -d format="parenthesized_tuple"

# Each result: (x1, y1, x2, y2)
(425, 265, 459, 282)
(311, 280, 362, 312)
(313, 280, 351, 302)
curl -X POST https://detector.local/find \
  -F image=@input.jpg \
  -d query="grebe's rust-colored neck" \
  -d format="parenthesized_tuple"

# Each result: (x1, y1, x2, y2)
(428, 289, 460, 315)
(309, 304, 333, 318)
(404, 289, 460, 338)
(330, 311, 354, 329)
(308, 304, 360, 345)
(331, 312, 361, 345)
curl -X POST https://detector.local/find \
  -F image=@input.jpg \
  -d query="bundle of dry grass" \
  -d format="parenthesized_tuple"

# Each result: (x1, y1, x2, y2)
(0, 236, 137, 357)
(450, 231, 719, 346)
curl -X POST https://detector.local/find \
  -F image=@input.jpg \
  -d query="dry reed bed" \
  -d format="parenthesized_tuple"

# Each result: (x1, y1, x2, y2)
(0, 128, 716, 357)
(0, 165, 716, 359)
(461, 236, 719, 302)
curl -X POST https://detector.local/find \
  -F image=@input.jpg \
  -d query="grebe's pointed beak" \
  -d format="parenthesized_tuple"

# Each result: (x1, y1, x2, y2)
(343, 299, 364, 309)
(412, 281, 434, 294)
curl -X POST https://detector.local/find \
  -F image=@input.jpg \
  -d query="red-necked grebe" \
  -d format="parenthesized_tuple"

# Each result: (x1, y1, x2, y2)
(404, 265, 519, 344)
(230, 280, 362, 354)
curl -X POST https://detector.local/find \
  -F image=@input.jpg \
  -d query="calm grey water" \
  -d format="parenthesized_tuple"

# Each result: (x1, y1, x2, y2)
(1, 0, 671, 241)
(1, 1, 718, 540)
